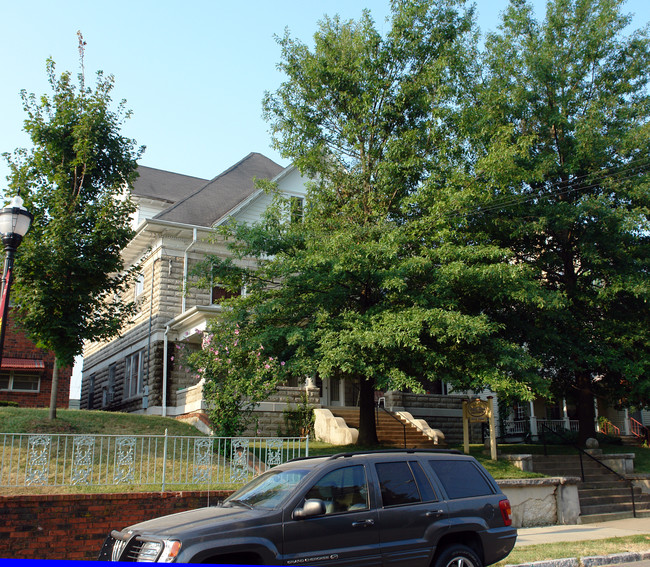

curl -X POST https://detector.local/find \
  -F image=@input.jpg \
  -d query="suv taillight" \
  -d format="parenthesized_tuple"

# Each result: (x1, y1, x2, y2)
(499, 499, 512, 526)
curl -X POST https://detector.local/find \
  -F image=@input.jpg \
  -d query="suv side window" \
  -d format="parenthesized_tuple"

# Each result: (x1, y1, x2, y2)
(376, 461, 436, 507)
(304, 465, 369, 514)
(428, 459, 495, 499)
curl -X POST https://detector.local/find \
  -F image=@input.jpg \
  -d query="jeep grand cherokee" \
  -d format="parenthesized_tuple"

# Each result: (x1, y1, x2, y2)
(98, 449, 516, 566)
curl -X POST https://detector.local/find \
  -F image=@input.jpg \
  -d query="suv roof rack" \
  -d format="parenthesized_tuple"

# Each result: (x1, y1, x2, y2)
(327, 448, 463, 460)
(286, 448, 463, 464)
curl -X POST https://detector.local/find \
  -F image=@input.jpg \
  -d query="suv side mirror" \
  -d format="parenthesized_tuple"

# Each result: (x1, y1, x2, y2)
(292, 499, 326, 520)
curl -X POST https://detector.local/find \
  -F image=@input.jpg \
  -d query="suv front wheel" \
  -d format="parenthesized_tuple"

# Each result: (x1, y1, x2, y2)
(434, 544, 483, 567)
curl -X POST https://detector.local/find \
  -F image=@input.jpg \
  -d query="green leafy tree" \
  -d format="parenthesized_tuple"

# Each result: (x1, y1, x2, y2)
(192, 0, 545, 445)
(3, 35, 143, 419)
(186, 323, 285, 436)
(203, 212, 545, 445)
(463, 0, 650, 442)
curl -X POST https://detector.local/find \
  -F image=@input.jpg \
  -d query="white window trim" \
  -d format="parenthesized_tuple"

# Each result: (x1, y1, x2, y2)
(134, 272, 145, 299)
(0, 371, 41, 393)
(124, 350, 145, 399)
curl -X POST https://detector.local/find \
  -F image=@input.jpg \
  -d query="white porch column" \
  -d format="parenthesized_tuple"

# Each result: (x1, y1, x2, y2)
(624, 408, 631, 435)
(529, 400, 538, 438)
(562, 397, 570, 430)
(594, 398, 600, 432)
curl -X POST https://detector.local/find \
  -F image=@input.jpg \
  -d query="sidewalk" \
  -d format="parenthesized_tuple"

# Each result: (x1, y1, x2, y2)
(511, 517, 650, 567)
(516, 517, 650, 547)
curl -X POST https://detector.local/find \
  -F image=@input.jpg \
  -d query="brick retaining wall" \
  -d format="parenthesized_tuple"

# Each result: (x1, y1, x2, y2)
(0, 490, 232, 560)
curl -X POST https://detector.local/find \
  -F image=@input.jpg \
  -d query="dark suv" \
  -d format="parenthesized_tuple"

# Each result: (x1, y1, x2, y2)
(98, 449, 516, 566)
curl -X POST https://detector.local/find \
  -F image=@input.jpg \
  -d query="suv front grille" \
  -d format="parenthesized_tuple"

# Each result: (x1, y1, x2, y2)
(111, 538, 127, 561)
(124, 540, 144, 561)
(105, 532, 146, 562)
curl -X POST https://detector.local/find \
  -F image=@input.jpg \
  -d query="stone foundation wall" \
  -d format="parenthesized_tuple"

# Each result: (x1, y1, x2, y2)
(241, 386, 321, 437)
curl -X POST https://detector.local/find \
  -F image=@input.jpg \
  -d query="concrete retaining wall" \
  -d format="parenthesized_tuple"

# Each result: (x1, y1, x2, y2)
(498, 477, 581, 527)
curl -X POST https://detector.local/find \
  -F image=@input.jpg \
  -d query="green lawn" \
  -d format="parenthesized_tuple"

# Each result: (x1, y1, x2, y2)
(0, 407, 206, 436)
(497, 536, 650, 567)
(2, 407, 649, 481)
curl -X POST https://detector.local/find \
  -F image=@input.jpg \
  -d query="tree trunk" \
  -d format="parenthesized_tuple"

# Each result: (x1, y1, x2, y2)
(576, 374, 596, 446)
(357, 376, 379, 445)
(48, 357, 59, 420)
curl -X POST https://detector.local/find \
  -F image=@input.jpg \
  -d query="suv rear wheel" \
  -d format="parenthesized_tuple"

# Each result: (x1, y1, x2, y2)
(433, 544, 483, 567)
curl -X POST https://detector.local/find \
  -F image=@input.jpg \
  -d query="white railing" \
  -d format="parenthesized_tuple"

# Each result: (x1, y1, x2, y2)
(503, 419, 579, 436)
(0, 432, 308, 490)
(538, 419, 579, 432)
(504, 420, 529, 435)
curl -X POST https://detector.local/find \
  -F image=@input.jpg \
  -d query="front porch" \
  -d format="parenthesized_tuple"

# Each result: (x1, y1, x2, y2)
(503, 397, 650, 444)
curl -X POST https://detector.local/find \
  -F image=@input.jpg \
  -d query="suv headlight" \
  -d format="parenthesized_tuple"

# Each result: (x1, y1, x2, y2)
(137, 539, 181, 563)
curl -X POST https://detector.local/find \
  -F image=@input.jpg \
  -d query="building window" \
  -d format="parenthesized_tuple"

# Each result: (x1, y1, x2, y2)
(513, 401, 529, 421)
(124, 351, 144, 398)
(88, 374, 95, 410)
(546, 402, 562, 420)
(134, 272, 145, 298)
(211, 285, 240, 305)
(290, 196, 304, 224)
(107, 363, 116, 404)
(0, 371, 40, 392)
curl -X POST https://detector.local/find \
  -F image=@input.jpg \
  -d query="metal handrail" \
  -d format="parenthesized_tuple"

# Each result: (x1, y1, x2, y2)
(375, 405, 407, 448)
(630, 417, 649, 443)
(600, 421, 621, 436)
(540, 423, 636, 517)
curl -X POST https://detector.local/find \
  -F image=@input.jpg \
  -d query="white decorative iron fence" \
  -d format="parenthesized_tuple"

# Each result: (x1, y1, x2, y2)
(0, 431, 308, 490)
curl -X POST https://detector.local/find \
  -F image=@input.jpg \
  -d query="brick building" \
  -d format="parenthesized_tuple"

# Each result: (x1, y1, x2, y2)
(0, 307, 71, 408)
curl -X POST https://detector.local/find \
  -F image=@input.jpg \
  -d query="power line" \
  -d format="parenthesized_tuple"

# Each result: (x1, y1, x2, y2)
(432, 155, 650, 224)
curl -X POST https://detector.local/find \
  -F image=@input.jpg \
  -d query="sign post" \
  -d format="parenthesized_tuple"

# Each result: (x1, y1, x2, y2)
(462, 397, 497, 460)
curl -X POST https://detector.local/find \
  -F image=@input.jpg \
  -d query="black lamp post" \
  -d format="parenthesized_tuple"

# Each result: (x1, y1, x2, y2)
(0, 195, 33, 370)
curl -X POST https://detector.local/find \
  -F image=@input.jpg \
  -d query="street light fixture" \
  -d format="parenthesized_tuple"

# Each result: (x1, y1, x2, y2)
(0, 195, 33, 370)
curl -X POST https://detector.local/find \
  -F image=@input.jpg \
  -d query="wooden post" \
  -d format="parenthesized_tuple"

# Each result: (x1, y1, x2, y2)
(462, 400, 470, 454)
(488, 396, 497, 460)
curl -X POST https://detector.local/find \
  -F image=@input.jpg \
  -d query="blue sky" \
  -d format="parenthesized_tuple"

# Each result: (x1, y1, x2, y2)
(1, 0, 648, 397)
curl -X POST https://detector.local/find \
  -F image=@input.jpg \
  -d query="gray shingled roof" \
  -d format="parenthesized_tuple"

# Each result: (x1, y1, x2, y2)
(153, 152, 284, 227)
(133, 166, 210, 204)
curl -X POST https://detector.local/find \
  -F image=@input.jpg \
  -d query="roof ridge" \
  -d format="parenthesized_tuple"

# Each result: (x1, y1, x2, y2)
(136, 164, 209, 182)
(151, 153, 282, 224)
(204, 152, 264, 183)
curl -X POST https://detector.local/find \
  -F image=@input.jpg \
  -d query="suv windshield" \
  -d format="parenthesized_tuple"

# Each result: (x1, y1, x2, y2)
(224, 467, 311, 509)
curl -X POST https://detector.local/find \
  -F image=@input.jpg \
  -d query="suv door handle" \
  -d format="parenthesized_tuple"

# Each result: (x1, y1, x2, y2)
(426, 510, 445, 517)
(352, 519, 375, 528)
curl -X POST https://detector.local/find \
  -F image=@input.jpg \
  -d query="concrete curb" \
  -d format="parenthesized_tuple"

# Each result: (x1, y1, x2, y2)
(506, 550, 650, 567)
(583, 551, 650, 566)
(506, 558, 578, 567)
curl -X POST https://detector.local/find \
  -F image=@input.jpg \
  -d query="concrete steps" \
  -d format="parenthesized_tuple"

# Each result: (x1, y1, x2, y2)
(531, 455, 650, 523)
(620, 435, 646, 447)
(328, 407, 439, 448)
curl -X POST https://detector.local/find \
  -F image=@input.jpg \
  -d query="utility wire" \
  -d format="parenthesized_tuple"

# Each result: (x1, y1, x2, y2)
(431, 155, 650, 224)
